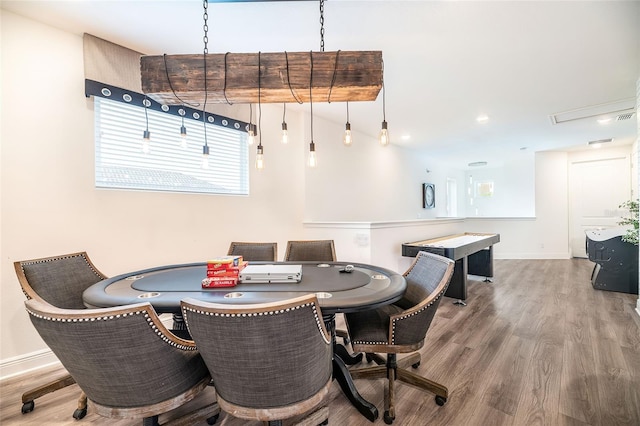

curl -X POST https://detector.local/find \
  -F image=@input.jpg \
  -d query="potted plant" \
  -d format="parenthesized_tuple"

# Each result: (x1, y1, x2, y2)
(618, 199, 639, 245)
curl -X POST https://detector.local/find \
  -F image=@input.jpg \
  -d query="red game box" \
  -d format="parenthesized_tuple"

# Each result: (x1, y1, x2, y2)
(207, 256, 243, 270)
(206, 261, 249, 278)
(201, 277, 238, 288)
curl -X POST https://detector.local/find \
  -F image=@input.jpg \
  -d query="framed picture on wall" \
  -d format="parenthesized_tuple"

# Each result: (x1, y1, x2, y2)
(423, 183, 435, 209)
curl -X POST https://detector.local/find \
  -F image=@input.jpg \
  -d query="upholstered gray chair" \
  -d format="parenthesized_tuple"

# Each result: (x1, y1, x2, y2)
(284, 240, 336, 262)
(14, 252, 108, 419)
(25, 298, 220, 426)
(227, 241, 277, 262)
(283, 239, 352, 348)
(344, 251, 455, 424)
(181, 294, 332, 426)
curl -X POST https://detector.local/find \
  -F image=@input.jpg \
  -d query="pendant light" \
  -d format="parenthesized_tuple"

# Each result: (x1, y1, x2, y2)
(201, 144, 210, 169)
(247, 104, 256, 146)
(179, 107, 187, 149)
(379, 60, 389, 147)
(343, 102, 352, 147)
(255, 145, 264, 170)
(308, 51, 317, 167)
(141, 97, 151, 153)
(281, 103, 289, 144)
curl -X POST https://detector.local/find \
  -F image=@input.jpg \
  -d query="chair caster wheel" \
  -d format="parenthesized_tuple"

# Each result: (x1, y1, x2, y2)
(73, 408, 87, 420)
(383, 411, 395, 424)
(412, 361, 421, 368)
(435, 395, 447, 406)
(206, 413, 219, 425)
(21, 401, 34, 414)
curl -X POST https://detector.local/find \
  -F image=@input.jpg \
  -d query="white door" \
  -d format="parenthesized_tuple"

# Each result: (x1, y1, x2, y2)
(569, 156, 632, 258)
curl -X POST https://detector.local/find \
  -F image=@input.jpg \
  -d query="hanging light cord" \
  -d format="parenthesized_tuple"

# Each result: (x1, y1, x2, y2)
(346, 101, 350, 123)
(163, 54, 200, 108)
(381, 58, 386, 122)
(223, 52, 233, 105)
(327, 50, 340, 103)
(285, 52, 303, 104)
(202, 0, 209, 148)
(143, 96, 149, 130)
(310, 51, 314, 142)
(258, 51, 262, 147)
(282, 103, 286, 123)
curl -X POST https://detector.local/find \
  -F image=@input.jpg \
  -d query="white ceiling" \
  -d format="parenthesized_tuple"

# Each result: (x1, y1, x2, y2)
(2, 0, 639, 168)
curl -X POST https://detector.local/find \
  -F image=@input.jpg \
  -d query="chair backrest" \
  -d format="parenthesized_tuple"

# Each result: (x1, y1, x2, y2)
(181, 295, 332, 415)
(284, 240, 336, 262)
(24, 299, 210, 416)
(14, 252, 107, 309)
(227, 241, 277, 262)
(390, 251, 454, 346)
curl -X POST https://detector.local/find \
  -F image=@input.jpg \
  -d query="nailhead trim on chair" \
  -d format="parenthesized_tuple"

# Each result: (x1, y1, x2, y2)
(352, 252, 452, 347)
(183, 302, 331, 344)
(390, 288, 446, 344)
(25, 308, 196, 351)
(351, 287, 447, 347)
(18, 253, 105, 300)
(20, 253, 105, 280)
(351, 339, 388, 345)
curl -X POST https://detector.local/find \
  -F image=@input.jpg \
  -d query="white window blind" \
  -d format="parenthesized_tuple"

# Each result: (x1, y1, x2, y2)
(95, 97, 249, 195)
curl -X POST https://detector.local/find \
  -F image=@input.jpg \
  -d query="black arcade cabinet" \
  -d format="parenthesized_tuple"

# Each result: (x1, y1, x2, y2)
(586, 228, 638, 295)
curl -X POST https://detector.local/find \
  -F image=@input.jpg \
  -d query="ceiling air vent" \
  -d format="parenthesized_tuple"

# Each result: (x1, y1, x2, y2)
(549, 98, 635, 125)
(588, 138, 614, 146)
(616, 112, 635, 121)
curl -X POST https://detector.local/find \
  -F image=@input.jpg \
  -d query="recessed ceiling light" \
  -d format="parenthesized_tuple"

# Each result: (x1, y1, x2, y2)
(401, 134, 411, 141)
(476, 115, 489, 123)
(520, 147, 527, 151)
(468, 161, 487, 167)
(597, 117, 612, 124)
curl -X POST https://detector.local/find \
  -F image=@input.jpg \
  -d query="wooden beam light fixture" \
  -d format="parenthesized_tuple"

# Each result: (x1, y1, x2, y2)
(140, 50, 383, 106)
(136, 0, 390, 170)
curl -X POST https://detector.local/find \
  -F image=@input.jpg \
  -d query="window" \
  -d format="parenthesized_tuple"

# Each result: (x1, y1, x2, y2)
(446, 178, 457, 217)
(95, 97, 249, 195)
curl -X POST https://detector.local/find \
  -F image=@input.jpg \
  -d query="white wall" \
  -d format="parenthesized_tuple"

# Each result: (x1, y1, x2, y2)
(449, 151, 570, 258)
(303, 114, 466, 222)
(464, 153, 536, 217)
(0, 11, 307, 372)
(304, 151, 572, 266)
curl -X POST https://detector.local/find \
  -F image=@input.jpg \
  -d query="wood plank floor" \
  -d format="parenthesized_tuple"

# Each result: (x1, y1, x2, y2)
(1, 259, 639, 425)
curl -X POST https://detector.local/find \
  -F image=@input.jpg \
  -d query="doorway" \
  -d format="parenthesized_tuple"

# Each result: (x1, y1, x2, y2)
(569, 155, 632, 258)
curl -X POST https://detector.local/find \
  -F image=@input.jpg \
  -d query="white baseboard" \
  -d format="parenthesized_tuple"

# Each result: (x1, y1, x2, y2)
(494, 252, 571, 260)
(1, 315, 175, 382)
(0, 349, 61, 381)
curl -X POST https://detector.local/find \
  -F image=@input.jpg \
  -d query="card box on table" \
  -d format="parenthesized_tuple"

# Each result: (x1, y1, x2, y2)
(239, 264, 303, 283)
